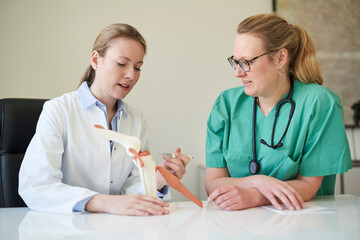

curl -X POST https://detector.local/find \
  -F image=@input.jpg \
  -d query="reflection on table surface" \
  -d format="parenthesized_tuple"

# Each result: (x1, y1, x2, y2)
(0, 194, 359, 240)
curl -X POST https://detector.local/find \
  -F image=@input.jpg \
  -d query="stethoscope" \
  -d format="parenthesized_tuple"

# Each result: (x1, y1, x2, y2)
(249, 81, 295, 175)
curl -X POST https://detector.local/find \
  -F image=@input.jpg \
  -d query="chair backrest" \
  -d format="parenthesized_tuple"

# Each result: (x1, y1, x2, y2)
(0, 98, 47, 207)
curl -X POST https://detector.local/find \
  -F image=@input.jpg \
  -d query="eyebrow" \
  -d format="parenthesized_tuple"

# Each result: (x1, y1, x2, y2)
(233, 55, 253, 60)
(118, 56, 143, 64)
(232, 56, 246, 62)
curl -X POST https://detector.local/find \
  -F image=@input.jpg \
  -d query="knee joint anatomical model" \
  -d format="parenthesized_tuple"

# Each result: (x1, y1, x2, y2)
(94, 125, 203, 208)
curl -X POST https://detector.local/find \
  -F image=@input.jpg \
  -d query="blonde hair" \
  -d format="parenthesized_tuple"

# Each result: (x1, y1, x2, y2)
(78, 23, 147, 87)
(237, 14, 323, 85)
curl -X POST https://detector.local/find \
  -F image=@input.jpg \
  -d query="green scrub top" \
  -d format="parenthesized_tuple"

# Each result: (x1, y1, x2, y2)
(206, 80, 352, 195)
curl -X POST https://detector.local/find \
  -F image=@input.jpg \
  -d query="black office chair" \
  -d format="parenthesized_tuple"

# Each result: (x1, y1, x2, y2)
(0, 98, 47, 207)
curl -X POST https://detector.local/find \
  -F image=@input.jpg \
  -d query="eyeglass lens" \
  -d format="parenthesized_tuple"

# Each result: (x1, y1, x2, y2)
(228, 57, 250, 72)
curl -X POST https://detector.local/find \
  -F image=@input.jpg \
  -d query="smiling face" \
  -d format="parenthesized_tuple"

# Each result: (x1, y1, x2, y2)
(233, 33, 282, 99)
(90, 37, 145, 105)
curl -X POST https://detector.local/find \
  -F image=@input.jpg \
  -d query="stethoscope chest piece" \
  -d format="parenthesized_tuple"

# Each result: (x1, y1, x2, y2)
(249, 160, 260, 175)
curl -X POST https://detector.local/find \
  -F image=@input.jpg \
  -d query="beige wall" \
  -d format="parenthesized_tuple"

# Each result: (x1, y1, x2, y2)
(0, 0, 272, 200)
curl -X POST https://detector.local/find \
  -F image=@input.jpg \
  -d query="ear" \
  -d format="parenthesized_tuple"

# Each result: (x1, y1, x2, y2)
(91, 50, 100, 70)
(275, 48, 288, 69)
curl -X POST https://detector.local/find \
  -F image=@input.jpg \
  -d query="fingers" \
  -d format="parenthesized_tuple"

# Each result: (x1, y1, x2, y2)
(289, 186, 305, 209)
(141, 194, 169, 207)
(207, 185, 234, 202)
(162, 158, 186, 179)
(277, 185, 305, 210)
(264, 192, 285, 211)
(262, 182, 304, 211)
(173, 148, 191, 166)
(126, 194, 169, 216)
(207, 187, 223, 202)
(208, 185, 249, 211)
(161, 148, 191, 180)
(253, 175, 305, 211)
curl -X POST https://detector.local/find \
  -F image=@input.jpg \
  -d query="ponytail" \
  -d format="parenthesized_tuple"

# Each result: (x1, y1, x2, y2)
(78, 65, 95, 88)
(291, 24, 323, 85)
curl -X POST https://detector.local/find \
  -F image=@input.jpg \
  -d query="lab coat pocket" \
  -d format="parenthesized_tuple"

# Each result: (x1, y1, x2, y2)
(260, 154, 300, 181)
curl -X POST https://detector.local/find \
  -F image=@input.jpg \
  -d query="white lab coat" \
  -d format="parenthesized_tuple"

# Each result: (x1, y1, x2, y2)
(19, 89, 150, 214)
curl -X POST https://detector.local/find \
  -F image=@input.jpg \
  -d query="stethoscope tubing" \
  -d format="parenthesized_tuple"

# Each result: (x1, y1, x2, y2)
(250, 81, 295, 175)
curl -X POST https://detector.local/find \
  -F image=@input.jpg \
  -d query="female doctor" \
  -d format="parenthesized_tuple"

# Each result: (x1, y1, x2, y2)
(205, 14, 352, 211)
(19, 23, 190, 216)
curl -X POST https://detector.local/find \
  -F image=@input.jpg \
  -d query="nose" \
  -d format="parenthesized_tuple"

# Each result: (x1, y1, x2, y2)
(234, 65, 247, 78)
(124, 68, 136, 80)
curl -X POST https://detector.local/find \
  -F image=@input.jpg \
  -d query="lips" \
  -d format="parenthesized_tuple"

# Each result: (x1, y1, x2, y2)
(242, 80, 252, 86)
(118, 83, 130, 89)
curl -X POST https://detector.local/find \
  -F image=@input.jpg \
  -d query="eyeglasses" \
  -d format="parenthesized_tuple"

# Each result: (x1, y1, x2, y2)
(227, 50, 275, 72)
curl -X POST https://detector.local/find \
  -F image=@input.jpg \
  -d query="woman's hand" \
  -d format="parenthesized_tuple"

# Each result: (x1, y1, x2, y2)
(207, 185, 257, 210)
(206, 168, 319, 211)
(251, 175, 305, 211)
(85, 194, 169, 216)
(156, 147, 191, 188)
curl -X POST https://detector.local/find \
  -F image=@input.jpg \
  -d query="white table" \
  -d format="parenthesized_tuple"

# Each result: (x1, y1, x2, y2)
(1, 194, 359, 240)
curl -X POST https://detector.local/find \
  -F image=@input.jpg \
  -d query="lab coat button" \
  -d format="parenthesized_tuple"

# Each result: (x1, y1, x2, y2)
(110, 181, 113, 184)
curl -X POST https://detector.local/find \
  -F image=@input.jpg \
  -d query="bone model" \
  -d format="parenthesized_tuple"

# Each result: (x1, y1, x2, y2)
(94, 125, 203, 208)
(94, 125, 157, 197)
(132, 152, 157, 198)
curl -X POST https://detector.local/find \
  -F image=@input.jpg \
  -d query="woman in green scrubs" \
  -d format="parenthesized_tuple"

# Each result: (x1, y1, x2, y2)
(205, 14, 352, 211)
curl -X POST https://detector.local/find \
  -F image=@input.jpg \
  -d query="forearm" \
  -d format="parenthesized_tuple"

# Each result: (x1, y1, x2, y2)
(205, 175, 252, 195)
(286, 175, 323, 201)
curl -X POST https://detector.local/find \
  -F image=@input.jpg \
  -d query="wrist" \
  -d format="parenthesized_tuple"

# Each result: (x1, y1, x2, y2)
(157, 182, 167, 191)
(156, 172, 167, 190)
(246, 174, 260, 188)
(85, 194, 106, 213)
(248, 188, 271, 207)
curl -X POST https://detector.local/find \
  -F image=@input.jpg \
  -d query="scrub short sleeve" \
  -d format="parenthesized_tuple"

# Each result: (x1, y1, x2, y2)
(206, 96, 228, 168)
(299, 91, 352, 177)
